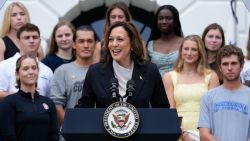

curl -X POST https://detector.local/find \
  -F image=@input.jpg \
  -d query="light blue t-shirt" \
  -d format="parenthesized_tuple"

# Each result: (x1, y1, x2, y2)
(198, 85, 250, 141)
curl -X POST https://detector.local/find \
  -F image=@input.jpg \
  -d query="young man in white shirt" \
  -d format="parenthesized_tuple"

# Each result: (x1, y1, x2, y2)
(0, 23, 53, 100)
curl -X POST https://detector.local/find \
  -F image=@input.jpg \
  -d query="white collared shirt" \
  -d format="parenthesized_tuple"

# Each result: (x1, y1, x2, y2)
(0, 53, 53, 97)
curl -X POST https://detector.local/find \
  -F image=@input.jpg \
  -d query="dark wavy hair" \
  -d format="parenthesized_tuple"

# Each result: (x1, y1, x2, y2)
(102, 22, 146, 65)
(148, 5, 183, 41)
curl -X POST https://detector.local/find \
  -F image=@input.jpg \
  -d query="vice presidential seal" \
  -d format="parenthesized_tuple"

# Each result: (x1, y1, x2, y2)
(103, 101, 140, 138)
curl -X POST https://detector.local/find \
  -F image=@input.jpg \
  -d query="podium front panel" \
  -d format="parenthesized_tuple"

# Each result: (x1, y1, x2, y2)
(62, 108, 181, 141)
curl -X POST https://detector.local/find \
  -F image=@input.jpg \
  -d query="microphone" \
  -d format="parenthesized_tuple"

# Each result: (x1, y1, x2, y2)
(110, 77, 119, 102)
(126, 80, 135, 101)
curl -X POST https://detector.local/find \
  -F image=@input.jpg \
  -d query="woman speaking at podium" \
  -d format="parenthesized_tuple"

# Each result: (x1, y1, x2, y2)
(76, 22, 169, 108)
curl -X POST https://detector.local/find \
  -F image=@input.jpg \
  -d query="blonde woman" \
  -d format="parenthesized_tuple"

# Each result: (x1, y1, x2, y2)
(163, 35, 219, 140)
(0, 2, 44, 61)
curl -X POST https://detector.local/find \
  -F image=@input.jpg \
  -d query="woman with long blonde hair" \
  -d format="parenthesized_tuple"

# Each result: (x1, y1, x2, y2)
(163, 35, 219, 140)
(0, 2, 44, 61)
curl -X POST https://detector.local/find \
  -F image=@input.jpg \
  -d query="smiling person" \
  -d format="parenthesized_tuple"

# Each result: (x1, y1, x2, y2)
(162, 35, 219, 140)
(50, 25, 96, 130)
(91, 2, 132, 65)
(147, 5, 183, 76)
(0, 55, 58, 141)
(76, 22, 169, 108)
(0, 2, 44, 62)
(42, 21, 75, 72)
(97, 2, 147, 60)
(0, 23, 53, 100)
(198, 45, 250, 141)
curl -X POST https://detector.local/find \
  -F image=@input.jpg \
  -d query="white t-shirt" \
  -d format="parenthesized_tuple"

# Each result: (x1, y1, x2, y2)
(0, 53, 53, 97)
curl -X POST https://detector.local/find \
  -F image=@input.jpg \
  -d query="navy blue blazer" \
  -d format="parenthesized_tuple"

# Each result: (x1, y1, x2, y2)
(76, 61, 170, 108)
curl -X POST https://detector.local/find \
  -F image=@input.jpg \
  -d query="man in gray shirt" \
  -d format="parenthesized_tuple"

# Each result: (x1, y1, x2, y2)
(198, 45, 250, 141)
(50, 25, 97, 127)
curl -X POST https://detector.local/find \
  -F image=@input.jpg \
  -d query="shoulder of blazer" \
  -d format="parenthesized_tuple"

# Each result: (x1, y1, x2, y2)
(88, 62, 114, 76)
(136, 61, 157, 72)
(132, 61, 152, 79)
(89, 62, 107, 72)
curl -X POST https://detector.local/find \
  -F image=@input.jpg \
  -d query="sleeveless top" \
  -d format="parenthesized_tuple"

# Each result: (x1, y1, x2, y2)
(3, 36, 20, 59)
(169, 70, 211, 132)
(147, 41, 179, 77)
